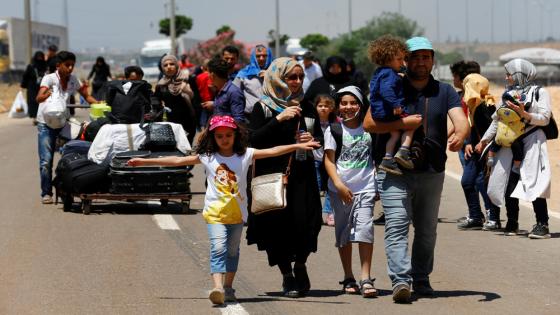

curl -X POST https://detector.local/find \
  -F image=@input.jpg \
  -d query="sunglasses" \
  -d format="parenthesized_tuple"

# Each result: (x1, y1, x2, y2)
(286, 74, 305, 81)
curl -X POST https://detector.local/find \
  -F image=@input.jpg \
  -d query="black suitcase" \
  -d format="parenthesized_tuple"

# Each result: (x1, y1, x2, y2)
(54, 153, 110, 194)
(109, 151, 189, 194)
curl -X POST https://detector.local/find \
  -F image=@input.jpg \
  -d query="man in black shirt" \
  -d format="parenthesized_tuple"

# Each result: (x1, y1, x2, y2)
(364, 37, 469, 303)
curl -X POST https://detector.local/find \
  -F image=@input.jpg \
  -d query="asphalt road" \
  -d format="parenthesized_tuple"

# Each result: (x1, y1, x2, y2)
(1, 111, 559, 315)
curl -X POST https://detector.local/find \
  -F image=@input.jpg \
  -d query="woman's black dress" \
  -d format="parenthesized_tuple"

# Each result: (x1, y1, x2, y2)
(154, 85, 196, 145)
(246, 103, 323, 266)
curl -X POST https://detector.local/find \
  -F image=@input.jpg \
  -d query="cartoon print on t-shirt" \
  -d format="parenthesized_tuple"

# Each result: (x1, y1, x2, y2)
(204, 163, 243, 224)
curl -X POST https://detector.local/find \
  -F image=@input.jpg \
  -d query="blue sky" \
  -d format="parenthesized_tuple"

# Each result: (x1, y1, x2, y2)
(2, 0, 558, 50)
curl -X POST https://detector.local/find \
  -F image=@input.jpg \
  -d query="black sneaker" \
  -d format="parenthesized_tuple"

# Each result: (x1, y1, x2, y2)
(413, 280, 434, 296)
(373, 212, 385, 225)
(379, 157, 403, 176)
(503, 221, 519, 236)
(482, 220, 502, 231)
(394, 147, 414, 170)
(392, 283, 411, 303)
(528, 223, 551, 239)
(457, 218, 483, 230)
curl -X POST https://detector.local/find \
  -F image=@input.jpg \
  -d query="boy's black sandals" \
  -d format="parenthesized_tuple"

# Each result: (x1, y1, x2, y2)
(339, 278, 360, 294)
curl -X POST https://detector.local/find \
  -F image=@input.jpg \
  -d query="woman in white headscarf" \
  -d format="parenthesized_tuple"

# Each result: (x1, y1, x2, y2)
(246, 57, 322, 298)
(477, 58, 553, 238)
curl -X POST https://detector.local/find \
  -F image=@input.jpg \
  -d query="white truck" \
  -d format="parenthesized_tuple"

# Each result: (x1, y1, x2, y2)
(0, 17, 68, 79)
(138, 37, 200, 83)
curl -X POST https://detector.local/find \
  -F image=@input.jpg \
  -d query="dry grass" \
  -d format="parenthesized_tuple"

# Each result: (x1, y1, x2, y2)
(0, 83, 20, 113)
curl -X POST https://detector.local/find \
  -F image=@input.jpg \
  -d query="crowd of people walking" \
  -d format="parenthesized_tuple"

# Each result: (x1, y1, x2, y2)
(23, 33, 554, 306)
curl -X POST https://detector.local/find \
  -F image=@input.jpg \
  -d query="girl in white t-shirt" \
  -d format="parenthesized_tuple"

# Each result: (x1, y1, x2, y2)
(128, 114, 319, 305)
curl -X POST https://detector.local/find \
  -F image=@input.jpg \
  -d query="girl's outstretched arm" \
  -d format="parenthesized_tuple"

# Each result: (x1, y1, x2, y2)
(127, 155, 201, 167)
(253, 141, 320, 160)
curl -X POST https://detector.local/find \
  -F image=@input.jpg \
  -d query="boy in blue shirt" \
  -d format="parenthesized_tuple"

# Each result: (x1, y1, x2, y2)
(368, 35, 412, 175)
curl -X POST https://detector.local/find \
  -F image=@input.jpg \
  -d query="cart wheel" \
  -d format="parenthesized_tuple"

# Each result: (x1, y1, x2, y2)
(181, 200, 190, 214)
(63, 195, 73, 212)
(160, 199, 169, 208)
(82, 199, 91, 215)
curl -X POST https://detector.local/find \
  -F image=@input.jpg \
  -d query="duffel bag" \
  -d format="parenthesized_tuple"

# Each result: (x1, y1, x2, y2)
(61, 140, 92, 156)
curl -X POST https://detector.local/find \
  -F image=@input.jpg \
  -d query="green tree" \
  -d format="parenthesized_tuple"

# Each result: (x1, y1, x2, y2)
(300, 33, 329, 52)
(316, 12, 424, 78)
(216, 25, 232, 36)
(159, 15, 193, 37)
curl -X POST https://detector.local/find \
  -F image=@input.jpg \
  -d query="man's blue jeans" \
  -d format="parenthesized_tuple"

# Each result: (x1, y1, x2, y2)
(461, 153, 500, 221)
(38, 123, 63, 197)
(207, 223, 243, 274)
(377, 169, 445, 288)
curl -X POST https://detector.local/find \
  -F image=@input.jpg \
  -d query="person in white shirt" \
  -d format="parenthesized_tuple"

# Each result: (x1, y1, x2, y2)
(35, 51, 97, 204)
(299, 51, 323, 93)
(324, 86, 378, 298)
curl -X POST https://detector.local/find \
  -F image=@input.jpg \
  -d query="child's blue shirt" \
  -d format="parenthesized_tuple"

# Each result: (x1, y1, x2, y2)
(369, 67, 405, 120)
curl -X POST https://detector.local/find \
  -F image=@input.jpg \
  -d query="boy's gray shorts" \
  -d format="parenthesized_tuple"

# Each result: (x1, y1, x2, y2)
(328, 190, 375, 247)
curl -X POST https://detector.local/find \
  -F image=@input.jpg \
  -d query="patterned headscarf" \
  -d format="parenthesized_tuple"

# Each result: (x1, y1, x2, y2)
(504, 58, 537, 89)
(260, 57, 304, 113)
(462, 73, 496, 126)
(157, 55, 191, 97)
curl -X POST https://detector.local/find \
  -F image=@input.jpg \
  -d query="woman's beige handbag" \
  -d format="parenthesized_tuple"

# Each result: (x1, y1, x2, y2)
(250, 171, 289, 215)
(250, 120, 301, 215)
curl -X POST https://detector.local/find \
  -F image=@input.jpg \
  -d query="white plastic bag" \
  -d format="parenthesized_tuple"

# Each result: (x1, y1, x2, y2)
(8, 91, 28, 118)
(43, 91, 68, 129)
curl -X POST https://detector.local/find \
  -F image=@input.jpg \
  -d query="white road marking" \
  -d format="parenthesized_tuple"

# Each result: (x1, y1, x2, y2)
(445, 170, 560, 219)
(152, 214, 180, 230)
(220, 303, 250, 315)
(151, 210, 251, 314)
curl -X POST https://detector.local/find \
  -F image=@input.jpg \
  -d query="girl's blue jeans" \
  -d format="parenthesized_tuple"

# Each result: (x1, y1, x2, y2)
(314, 160, 332, 214)
(207, 223, 243, 274)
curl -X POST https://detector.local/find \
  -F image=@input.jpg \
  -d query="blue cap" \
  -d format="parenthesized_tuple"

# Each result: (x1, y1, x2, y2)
(406, 37, 433, 52)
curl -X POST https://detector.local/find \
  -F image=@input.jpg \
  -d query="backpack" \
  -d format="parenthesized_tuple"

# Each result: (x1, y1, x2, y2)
(105, 80, 153, 124)
(533, 87, 558, 140)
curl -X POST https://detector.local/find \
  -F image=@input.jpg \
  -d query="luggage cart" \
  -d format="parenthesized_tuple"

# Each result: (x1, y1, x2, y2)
(75, 192, 201, 215)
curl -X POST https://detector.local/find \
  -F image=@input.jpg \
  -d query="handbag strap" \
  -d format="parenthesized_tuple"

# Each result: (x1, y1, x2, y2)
(423, 97, 429, 136)
(251, 119, 299, 178)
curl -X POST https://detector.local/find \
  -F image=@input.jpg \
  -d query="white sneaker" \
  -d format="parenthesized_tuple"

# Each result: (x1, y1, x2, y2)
(41, 195, 54, 204)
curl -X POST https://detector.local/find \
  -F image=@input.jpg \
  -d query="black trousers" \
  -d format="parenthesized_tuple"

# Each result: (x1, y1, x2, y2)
(505, 171, 549, 225)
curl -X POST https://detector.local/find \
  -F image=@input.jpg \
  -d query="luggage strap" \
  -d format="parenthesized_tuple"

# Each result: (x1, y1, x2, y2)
(126, 124, 134, 150)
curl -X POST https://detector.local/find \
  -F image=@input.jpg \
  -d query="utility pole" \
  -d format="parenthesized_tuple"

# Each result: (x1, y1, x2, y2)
(170, 0, 177, 55)
(348, 0, 352, 36)
(398, 0, 402, 14)
(24, 0, 32, 64)
(275, 0, 280, 58)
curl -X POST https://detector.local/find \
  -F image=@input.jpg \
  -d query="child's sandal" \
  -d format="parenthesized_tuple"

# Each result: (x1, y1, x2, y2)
(359, 278, 378, 298)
